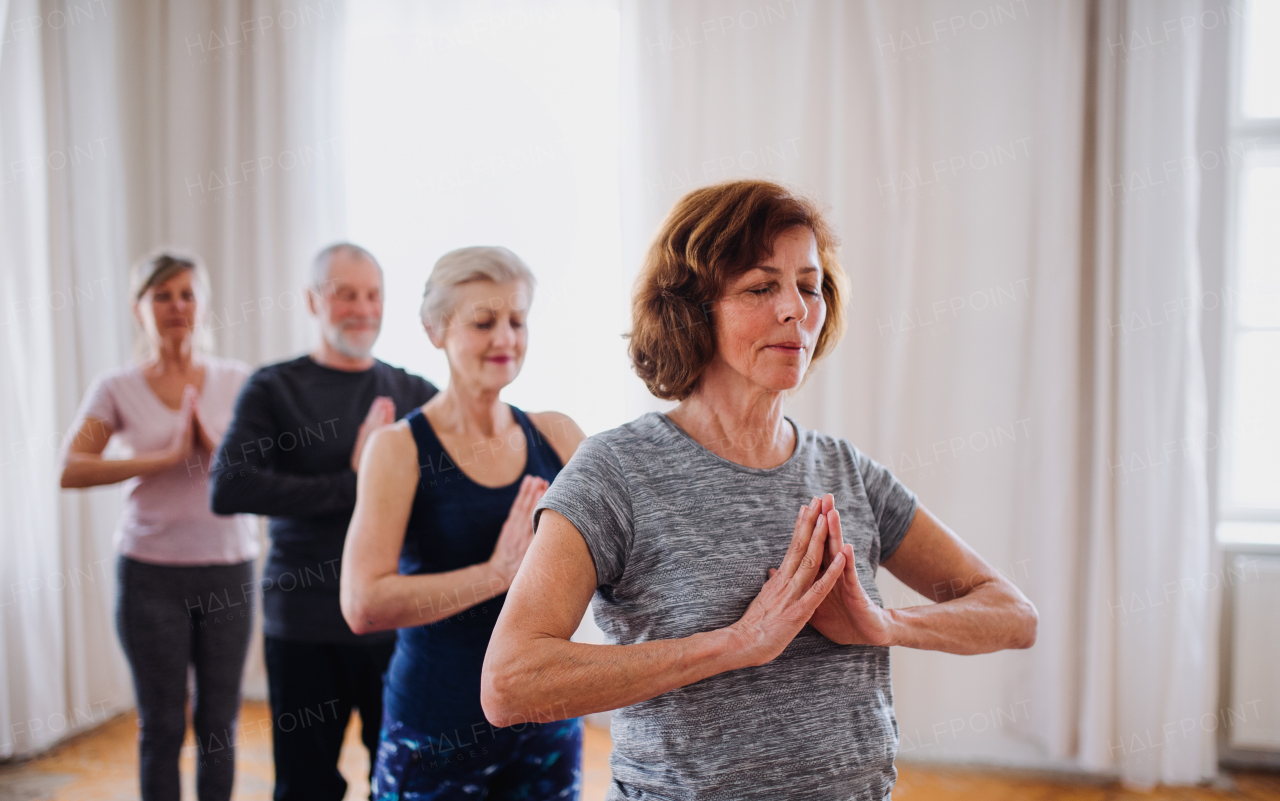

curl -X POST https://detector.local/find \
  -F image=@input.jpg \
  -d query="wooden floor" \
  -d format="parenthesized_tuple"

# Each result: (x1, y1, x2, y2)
(1, 701, 1278, 800)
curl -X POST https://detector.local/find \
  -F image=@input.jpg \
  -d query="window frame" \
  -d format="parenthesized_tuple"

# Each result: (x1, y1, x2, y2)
(1217, 0, 1280, 535)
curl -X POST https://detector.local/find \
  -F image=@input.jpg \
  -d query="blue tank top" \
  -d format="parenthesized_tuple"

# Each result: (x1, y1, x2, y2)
(382, 404, 564, 736)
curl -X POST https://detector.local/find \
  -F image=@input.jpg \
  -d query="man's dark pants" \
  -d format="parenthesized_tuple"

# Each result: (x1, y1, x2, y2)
(264, 636, 396, 801)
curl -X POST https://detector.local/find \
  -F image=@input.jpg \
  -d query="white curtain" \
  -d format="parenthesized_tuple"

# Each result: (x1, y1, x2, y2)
(0, 0, 133, 758)
(1077, 0, 1218, 784)
(622, 0, 1223, 785)
(114, 0, 346, 366)
(0, 0, 344, 755)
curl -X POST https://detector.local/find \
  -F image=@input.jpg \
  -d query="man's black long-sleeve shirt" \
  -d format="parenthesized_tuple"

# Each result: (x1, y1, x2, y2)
(210, 356, 437, 644)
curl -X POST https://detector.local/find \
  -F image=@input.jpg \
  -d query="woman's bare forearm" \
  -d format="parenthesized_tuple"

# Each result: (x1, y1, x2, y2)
(481, 628, 746, 727)
(344, 561, 514, 633)
(60, 452, 176, 488)
(888, 580, 1037, 654)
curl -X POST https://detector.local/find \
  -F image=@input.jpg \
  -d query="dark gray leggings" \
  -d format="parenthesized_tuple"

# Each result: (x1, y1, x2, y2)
(116, 556, 254, 801)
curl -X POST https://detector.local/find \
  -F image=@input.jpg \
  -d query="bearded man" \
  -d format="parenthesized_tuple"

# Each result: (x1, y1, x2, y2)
(211, 243, 438, 801)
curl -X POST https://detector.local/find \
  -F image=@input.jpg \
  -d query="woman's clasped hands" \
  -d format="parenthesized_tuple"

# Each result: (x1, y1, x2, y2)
(729, 494, 899, 665)
(161, 384, 218, 471)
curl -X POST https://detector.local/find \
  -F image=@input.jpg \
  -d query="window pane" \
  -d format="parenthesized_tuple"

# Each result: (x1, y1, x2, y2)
(1228, 331, 1280, 508)
(1236, 151, 1280, 328)
(1242, 0, 1280, 118)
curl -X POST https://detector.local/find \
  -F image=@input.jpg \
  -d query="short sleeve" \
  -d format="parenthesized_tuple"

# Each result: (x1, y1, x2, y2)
(75, 373, 121, 431)
(535, 436, 634, 587)
(855, 449, 919, 564)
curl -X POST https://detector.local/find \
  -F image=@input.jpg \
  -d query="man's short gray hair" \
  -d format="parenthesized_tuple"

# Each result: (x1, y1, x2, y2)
(420, 246, 536, 334)
(312, 242, 381, 289)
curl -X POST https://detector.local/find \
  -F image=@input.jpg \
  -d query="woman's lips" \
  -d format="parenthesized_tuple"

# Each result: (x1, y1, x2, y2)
(765, 343, 804, 354)
(487, 356, 514, 364)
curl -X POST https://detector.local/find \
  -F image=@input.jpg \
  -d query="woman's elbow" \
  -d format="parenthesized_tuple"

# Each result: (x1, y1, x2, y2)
(59, 465, 85, 489)
(341, 606, 369, 636)
(479, 680, 508, 728)
(1011, 598, 1038, 649)
(479, 652, 528, 728)
(339, 590, 375, 636)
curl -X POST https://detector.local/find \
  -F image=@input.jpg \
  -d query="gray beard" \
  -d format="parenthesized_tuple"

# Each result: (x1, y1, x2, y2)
(327, 323, 379, 359)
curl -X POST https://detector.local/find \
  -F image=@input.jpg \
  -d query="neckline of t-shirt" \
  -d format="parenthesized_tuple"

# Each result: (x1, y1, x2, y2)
(128, 359, 215, 413)
(303, 355, 380, 376)
(652, 411, 807, 476)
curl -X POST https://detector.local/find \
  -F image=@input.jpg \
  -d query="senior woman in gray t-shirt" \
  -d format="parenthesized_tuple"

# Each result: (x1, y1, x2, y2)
(481, 179, 1038, 800)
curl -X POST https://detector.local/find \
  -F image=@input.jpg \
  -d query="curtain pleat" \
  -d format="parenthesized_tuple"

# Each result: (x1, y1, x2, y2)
(0, 0, 344, 755)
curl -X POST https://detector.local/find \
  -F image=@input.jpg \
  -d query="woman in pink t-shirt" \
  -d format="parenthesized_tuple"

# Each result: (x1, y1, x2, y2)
(60, 251, 257, 801)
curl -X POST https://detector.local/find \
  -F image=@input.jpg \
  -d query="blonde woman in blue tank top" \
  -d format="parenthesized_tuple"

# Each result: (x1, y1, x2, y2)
(341, 247, 586, 800)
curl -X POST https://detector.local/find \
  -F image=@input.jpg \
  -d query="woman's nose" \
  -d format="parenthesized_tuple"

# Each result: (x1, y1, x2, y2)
(779, 284, 807, 323)
(494, 319, 518, 345)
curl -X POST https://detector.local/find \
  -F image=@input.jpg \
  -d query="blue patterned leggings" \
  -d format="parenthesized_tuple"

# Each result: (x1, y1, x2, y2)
(372, 714, 582, 800)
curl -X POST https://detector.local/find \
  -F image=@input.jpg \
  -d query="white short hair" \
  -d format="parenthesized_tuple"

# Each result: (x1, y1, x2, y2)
(312, 242, 380, 289)
(420, 246, 536, 333)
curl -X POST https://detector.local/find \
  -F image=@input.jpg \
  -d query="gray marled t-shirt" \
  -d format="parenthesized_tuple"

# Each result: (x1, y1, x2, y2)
(535, 412, 918, 801)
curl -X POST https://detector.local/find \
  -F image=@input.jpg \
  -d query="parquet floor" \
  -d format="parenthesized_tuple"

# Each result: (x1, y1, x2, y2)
(0, 701, 1277, 801)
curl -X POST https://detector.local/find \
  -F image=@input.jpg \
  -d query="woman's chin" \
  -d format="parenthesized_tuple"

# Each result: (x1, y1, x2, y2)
(159, 329, 194, 345)
(469, 364, 519, 392)
(749, 368, 805, 393)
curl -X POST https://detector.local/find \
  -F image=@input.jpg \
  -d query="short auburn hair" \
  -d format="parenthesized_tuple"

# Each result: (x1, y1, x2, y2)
(627, 180, 847, 400)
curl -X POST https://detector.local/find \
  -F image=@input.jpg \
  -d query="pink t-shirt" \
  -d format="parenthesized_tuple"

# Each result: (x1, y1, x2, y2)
(72, 356, 259, 565)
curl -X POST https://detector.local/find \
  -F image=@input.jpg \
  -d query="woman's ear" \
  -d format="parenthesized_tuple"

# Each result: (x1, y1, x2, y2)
(424, 319, 445, 349)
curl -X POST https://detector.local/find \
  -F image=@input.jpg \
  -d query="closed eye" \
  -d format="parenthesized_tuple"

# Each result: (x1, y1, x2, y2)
(749, 284, 820, 298)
